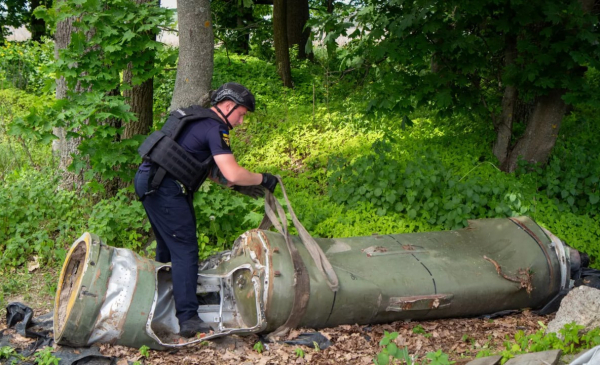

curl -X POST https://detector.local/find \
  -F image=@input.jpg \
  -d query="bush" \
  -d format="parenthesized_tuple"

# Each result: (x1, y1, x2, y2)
(0, 167, 86, 267)
(0, 40, 53, 94)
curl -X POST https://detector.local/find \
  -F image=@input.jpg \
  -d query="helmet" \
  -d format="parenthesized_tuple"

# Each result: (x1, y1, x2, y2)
(211, 82, 255, 112)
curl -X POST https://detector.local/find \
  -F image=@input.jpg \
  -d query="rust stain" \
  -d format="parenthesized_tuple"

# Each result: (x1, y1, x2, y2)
(387, 294, 453, 312)
(508, 217, 553, 284)
(204, 21, 211, 28)
(247, 233, 265, 262)
(402, 244, 415, 251)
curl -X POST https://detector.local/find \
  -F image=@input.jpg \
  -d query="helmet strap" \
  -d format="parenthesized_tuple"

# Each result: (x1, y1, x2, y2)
(214, 105, 235, 130)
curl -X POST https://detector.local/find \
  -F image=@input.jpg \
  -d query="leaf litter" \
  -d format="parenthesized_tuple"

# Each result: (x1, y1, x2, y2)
(81, 311, 552, 364)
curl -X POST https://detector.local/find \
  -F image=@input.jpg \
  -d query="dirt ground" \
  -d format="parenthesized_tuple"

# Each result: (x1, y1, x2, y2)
(1, 266, 553, 365)
(94, 311, 552, 365)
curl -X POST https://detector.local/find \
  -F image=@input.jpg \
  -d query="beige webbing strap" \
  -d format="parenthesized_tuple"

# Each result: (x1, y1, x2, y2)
(260, 177, 340, 339)
(260, 176, 339, 291)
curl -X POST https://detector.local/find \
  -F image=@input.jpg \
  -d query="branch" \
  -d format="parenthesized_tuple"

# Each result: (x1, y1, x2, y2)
(159, 26, 178, 33)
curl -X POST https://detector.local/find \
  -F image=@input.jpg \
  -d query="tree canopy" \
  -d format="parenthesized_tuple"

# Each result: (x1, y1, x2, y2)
(315, 0, 600, 171)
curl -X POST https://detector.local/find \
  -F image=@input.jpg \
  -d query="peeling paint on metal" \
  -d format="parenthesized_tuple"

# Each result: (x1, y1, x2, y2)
(87, 248, 139, 344)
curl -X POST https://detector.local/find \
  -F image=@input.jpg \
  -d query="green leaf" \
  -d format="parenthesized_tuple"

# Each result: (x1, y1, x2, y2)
(377, 352, 389, 365)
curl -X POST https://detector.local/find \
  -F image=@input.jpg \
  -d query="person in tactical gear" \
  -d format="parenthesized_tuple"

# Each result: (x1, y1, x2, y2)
(134, 82, 278, 338)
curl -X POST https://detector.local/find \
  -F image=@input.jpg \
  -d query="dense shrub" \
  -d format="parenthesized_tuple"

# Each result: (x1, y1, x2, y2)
(0, 40, 53, 94)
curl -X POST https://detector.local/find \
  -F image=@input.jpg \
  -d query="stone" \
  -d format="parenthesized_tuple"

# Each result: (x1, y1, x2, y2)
(465, 355, 502, 365)
(504, 350, 562, 365)
(547, 286, 600, 335)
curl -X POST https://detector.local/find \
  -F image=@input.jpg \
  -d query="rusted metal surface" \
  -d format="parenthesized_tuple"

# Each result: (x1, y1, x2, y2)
(386, 294, 454, 312)
(509, 217, 554, 284)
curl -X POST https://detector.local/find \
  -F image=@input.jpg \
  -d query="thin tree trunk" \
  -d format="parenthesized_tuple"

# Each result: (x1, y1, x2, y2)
(286, 0, 310, 60)
(273, 0, 293, 87)
(28, 0, 48, 41)
(502, 89, 567, 172)
(327, 0, 334, 13)
(233, 3, 252, 54)
(122, 0, 156, 139)
(123, 69, 154, 138)
(170, 0, 214, 111)
(493, 35, 517, 168)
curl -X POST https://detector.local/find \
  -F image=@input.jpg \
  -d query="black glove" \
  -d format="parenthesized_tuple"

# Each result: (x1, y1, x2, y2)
(260, 173, 278, 193)
(232, 185, 265, 199)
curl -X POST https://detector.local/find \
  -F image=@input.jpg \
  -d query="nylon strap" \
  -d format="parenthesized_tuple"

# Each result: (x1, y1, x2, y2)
(260, 176, 339, 339)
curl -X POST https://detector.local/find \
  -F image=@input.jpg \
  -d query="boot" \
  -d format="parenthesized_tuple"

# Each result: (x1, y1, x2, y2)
(179, 316, 212, 337)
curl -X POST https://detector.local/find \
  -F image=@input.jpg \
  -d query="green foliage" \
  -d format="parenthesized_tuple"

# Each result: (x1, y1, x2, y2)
(33, 347, 60, 365)
(0, 167, 85, 267)
(412, 325, 432, 338)
(424, 350, 454, 365)
(194, 183, 265, 259)
(0, 40, 54, 93)
(374, 331, 413, 365)
(138, 345, 150, 358)
(87, 189, 149, 251)
(152, 45, 178, 124)
(492, 323, 600, 364)
(0, 346, 18, 359)
(10, 0, 175, 184)
(253, 341, 264, 354)
(313, 0, 600, 119)
(294, 347, 305, 358)
(0, 88, 52, 175)
(329, 137, 532, 230)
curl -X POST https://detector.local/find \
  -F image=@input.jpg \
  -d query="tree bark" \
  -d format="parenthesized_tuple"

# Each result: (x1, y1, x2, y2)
(53, 15, 85, 190)
(502, 89, 567, 172)
(273, 0, 293, 87)
(327, 0, 335, 13)
(122, 67, 154, 138)
(286, 0, 310, 60)
(492, 35, 517, 167)
(170, 0, 214, 111)
(122, 0, 156, 139)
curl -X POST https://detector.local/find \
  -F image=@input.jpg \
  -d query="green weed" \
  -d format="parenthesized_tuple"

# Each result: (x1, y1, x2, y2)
(33, 347, 59, 365)
(253, 341, 264, 354)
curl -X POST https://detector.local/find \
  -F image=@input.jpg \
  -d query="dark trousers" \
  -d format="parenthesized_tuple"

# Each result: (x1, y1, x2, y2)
(134, 169, 199, 324)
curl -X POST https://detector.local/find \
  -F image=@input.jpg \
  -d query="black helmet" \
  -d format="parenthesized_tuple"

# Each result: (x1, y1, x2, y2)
(211, 82, 255, 112)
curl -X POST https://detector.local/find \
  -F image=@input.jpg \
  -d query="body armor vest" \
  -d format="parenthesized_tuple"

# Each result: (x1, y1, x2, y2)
(138, 106, 225, 192)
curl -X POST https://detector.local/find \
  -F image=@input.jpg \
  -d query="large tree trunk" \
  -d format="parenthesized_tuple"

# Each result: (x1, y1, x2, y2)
(502, 89, 568, 172)
(170, 0, 214, 111)
(53, 16, 85, 189)
(286, 0, 310, 60)
(273, 0, 293, 87)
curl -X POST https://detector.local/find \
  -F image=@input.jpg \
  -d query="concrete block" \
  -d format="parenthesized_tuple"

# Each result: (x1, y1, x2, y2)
(465, 355, 502, 365)
(548, 286, 600, 336)
(504, 349, 562, 365)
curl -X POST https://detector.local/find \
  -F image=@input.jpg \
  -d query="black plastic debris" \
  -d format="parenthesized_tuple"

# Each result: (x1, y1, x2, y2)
(283, 332, 332, 350)
(7, 302, 35, 337)
(3, 302, 116, 365)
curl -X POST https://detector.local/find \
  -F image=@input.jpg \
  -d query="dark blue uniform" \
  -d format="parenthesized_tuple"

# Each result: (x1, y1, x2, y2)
(134, 117, 232, 324)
